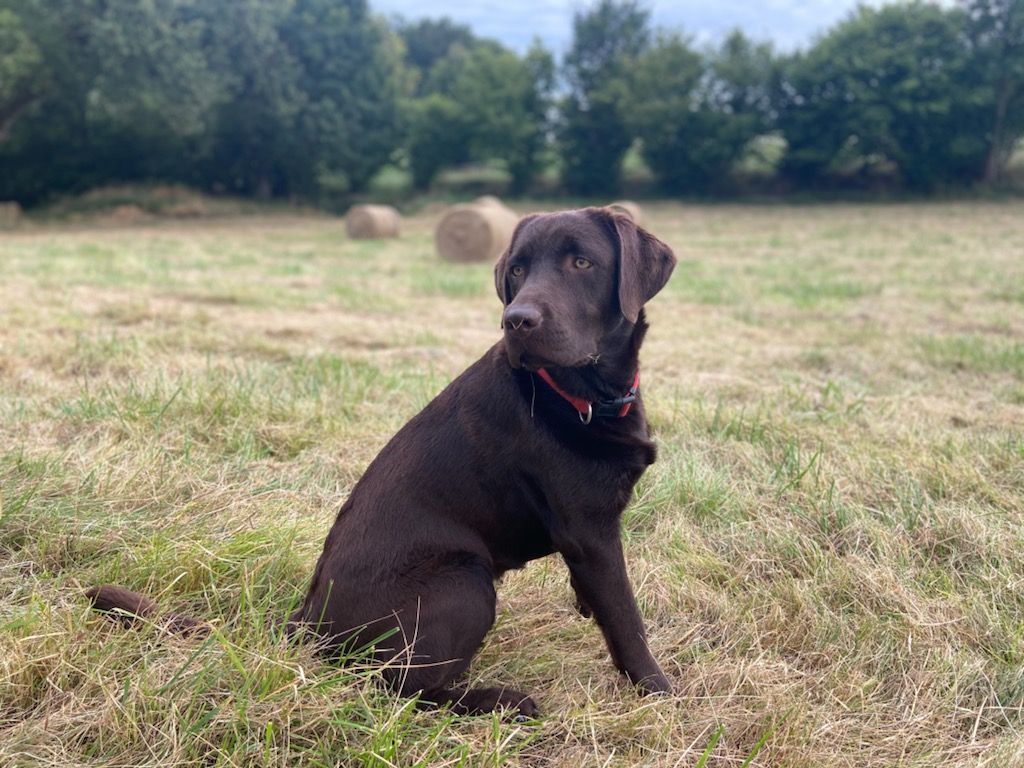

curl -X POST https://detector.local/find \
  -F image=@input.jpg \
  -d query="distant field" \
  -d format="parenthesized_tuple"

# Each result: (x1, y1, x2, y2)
(1, 202, 1022, 767)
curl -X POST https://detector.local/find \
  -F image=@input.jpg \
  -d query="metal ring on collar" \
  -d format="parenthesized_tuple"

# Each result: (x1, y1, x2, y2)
(579, 403, 593, 425)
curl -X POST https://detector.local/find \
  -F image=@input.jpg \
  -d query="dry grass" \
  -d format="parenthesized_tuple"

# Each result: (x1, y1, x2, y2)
(1, 201, 1023, 766)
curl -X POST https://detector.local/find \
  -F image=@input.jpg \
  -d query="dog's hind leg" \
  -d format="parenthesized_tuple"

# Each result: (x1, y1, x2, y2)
(378, 565, 538, 719)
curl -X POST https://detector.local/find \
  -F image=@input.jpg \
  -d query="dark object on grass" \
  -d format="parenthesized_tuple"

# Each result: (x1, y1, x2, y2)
(85, 585, 208, 636)
(88, 206, 677, 718)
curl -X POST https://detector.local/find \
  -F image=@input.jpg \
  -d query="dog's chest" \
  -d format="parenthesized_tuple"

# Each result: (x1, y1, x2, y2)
(482, 454, 644, 575)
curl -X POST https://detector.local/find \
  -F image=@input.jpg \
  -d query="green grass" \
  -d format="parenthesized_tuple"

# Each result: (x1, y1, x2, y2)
(919, 335, 1024, 378)
(2, 201, 1024, 766)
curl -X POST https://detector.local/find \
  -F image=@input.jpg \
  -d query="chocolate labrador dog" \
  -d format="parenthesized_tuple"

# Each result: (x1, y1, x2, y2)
(89, 207, 676, 718)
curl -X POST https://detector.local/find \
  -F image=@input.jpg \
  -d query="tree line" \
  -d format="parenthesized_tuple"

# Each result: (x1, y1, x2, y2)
(0, 0, 1021, 206)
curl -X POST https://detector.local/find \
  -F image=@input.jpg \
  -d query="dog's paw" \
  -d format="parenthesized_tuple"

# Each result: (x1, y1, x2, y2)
(636, 672, 673, 697)
(504, 691, 539, 721)
(491, 688, 538, 719)
(454, 686, 539, 719)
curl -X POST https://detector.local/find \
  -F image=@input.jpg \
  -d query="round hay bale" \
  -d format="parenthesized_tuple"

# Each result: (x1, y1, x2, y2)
(345, 204, 401, 239)
(435, 201, 519, 263)
(473, 195, 507, 209)
(607, 200, 644, 227)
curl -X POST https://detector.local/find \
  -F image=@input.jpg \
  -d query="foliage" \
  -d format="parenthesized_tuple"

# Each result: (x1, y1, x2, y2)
(396, 16, 476, 96)
(87, 1, 224, 144)
(0, 0, 179, 202)
(281, 0, 404, 197)
(403, 35, 553, 192)
(0, 0, 403, 204)
(2, 2, 1024, 203)
(962, 0, 1024, 182)
(198, 0, 305, 198)
(405, 94, 472, 190)
(775, 3, 992, 189)
(628, 31, 774, 192)
(559, 0, 651, 195)
(0, 7, 42, 141)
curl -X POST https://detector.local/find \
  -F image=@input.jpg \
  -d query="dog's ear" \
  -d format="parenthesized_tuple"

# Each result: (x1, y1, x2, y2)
(493, 246, 511, 306)
(604, 209, 677, 323)
(494, 214, 539, 306)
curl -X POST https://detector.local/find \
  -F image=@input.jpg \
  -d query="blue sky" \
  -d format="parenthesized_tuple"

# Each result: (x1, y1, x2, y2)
(374, 0, 888, 53)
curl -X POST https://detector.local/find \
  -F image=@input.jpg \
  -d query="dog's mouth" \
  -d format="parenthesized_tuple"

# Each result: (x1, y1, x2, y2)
(503, 342, 534, 370)
(505, 342, 597, 371)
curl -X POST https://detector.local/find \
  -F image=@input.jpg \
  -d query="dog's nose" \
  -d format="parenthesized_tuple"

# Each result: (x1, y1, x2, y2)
(503, 305, 542, 333)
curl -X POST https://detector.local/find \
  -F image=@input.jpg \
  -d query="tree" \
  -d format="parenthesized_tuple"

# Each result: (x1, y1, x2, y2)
(624, 34, 704, 192)
(397, 17, 476, 96)
(405, 94, 472, 190)
(403, 32, 553, 192)
(281, 0, 404, 197)
(428, 41, 552, 193)
(515, 41, 556, 192)
(559, 0, 651, 195)
(84, 0, 228, 182)
(1, 0, 233, 201)
(0, 0, 228, 202)
(199, 0, 304, 197)
(0, 8, 43, 142)
(0, 0, 87, 202)
(627, 31, 774, 192)
(963, 0, 1024, 182)
(775, 3, 990, 189)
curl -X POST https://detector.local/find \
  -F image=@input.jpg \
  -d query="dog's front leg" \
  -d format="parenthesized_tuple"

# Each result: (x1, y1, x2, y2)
(561, 536, 671, 695)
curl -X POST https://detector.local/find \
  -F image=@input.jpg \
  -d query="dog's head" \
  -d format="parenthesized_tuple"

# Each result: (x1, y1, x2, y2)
(494, 207, 676, 370)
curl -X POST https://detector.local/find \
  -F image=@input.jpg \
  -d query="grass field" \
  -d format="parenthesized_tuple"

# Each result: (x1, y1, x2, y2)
(1, 201, 1023, 767)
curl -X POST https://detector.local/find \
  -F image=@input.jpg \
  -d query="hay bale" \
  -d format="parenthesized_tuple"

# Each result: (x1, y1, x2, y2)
(0, 201, 22, 226)
(608, 200, 644, 226)
(473, 195, 506, 208)
(345, 204, 401, 239)
(435, 200, 519, 263)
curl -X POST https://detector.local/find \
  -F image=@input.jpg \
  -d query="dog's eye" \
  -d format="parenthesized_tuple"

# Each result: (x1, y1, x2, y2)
(510, 265, 524, 278)
(574, 257, 592, 270)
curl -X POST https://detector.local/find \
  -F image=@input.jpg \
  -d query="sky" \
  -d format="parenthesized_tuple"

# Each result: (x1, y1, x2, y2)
(373, 0, 889, 53)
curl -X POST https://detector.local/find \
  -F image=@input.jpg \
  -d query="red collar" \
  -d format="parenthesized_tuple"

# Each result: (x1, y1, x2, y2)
(535, 368, 640, 425)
